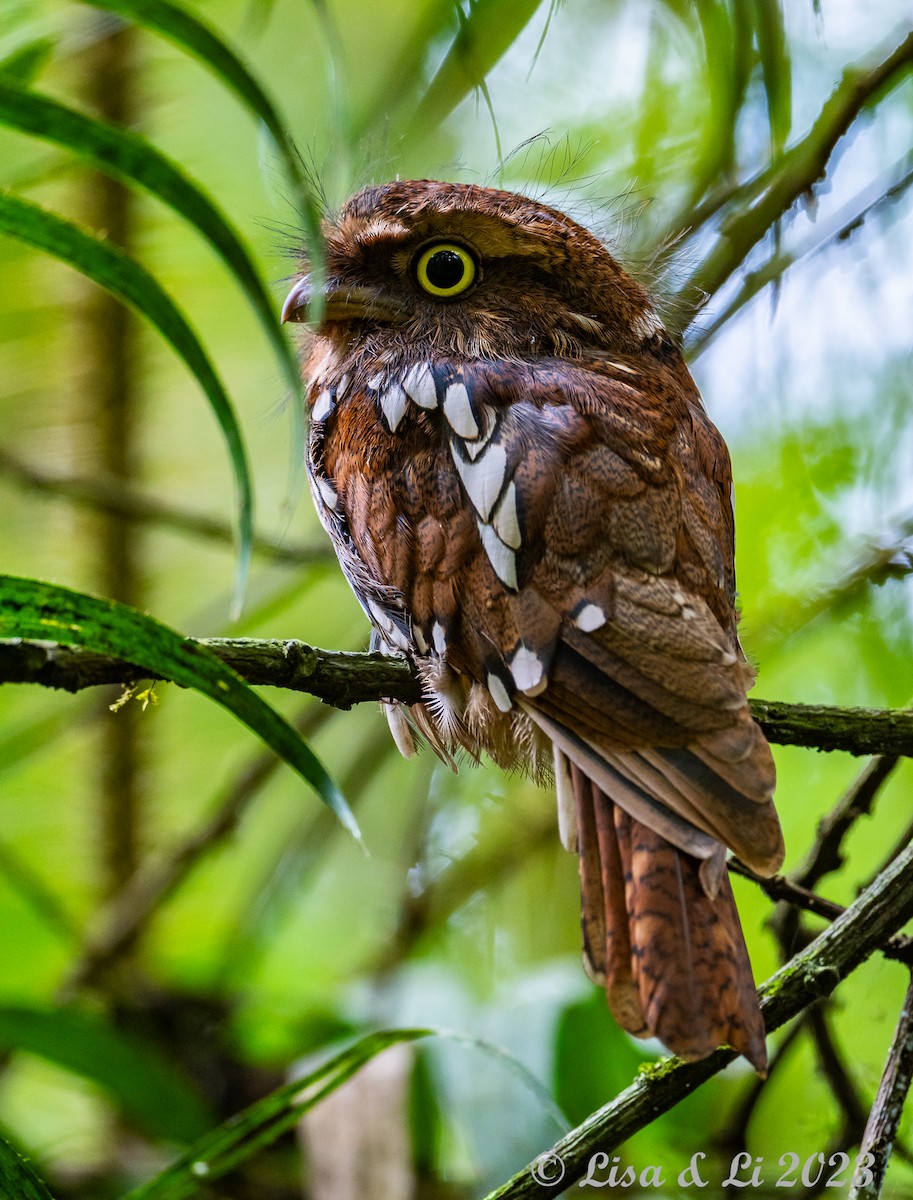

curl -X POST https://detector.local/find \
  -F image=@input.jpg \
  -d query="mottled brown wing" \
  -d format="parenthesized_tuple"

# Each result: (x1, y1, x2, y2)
(317, 355, 780, 875)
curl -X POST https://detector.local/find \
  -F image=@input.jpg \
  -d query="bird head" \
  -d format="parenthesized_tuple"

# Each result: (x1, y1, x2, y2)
(282, 180, 668, 365)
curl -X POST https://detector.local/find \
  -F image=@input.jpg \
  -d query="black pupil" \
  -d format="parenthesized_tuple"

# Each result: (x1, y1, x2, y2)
(426, 249, 466, 290)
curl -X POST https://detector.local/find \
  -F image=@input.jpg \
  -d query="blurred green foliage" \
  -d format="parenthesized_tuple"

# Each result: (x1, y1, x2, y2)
(0, 0, 912, 1196)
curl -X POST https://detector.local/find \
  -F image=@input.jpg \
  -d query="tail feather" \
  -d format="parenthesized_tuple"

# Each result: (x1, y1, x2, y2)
(525, 700, 783, 878)
(572, 769, 769, 1074)
(573, 765, 648, 1037)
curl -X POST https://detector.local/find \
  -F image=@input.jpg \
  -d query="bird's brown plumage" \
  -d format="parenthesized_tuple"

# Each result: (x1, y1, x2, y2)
(284, 179, 784, 1073)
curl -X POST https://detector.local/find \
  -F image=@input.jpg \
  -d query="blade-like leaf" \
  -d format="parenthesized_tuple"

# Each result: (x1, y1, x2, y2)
(0, 575, 357, 837)
(0, 36, 55, 84)
(0, 79, 301, 402)
(79, 0, 323, 259)
(0, 1006, 213, 1142)
(0, 1132, 56, 1200)
(127, 1024, 565, 1198)
(126, 1029, 433, 1199)
(78, 0, 322, 489)
(0, 190, 253, 605)
(751, 0, 792, 156)
(411, 0, 543, 132)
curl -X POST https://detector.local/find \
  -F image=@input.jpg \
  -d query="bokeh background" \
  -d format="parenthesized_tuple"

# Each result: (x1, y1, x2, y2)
(0, 1, 912, 1196)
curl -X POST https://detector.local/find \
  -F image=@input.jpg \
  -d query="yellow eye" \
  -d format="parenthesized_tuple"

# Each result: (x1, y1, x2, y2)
(414, 243, 477, 298)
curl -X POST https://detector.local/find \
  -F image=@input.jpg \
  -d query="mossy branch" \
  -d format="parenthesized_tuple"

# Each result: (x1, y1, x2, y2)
(2, 638, 912, 758)
(483, 838, 913, 1199)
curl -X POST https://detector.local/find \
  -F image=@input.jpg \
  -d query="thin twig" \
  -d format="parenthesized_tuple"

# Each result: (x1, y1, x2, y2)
(60, 703, 332, 996)
(795, 757, 900, 890)
(730, 859, 913, 966)
(728, 859, 846, 923)
(0, 447, 331, 566)
(689, 157, 913, 358)
(849, 971, 913, 1199)
(772, 756, 900, 956)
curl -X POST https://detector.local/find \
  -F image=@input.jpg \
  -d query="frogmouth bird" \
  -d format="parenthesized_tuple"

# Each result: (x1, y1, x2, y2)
(283, 180, 784, 1073)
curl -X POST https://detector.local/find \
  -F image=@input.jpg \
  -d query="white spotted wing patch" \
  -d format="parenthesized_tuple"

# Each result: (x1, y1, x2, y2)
(432, 621, 447, 655)
(365, 373, 409, 432)
(315, 476, 338, 511)
(509, 643, 546, 695)
(491, 481, 521, 549)
(452, 443, 508, 522)
(379, 383, 408, 431)
(444, 383, 521, 591)
(312, 389, 334, 423)
(442, 381, 478, 438)
(463, 404, 497, 459)
(367, 597, 412, 653)
(486, 671, 513, 713)
(572, 601, 607, 632)
(553, 746, 578, 852)
(477, 520, 518, 590)
(402, 361, 438, 409)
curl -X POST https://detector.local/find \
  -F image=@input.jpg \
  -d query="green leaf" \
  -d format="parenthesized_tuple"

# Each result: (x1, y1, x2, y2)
(127, 1023, 566, 1197)
(0, 1132, 56, 1200)
(0, 78, 301, 404)
(79, 0, 323, 264)
(751, 0, 792, 156)
(126, 1029, 433, 1199)
(0, 576, 357, 838)
(0, 37, 55, 85)
(0, 1006, 213, 1142)
(79, 0, 321, 489)
(411, 0, 543, 133)
(0, 191, 253, 607)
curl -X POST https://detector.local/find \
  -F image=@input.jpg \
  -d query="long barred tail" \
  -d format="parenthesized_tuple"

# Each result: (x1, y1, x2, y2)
(569, 761, 768, 1074)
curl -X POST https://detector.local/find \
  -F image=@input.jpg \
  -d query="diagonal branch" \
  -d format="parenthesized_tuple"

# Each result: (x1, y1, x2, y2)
(849, 971, 913, 1199)
(688, 156, 913, 358)
(792, 756, 900, 890)
(679, 27, 913, 313)
(483, 838, 913, 1199)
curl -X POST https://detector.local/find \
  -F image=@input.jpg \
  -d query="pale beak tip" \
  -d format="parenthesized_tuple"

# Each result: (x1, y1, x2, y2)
(281, 277, 310, 324)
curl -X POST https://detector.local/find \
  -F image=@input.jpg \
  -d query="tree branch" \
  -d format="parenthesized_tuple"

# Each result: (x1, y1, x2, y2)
(849, 972, 913, 1199)
(748, 699, 913, 758)
(483, 839, 913, 1199)
(679, 27, 913, 311)
(2, 638, 913, 756)
(792, 756, 900, 890)
(0, 637, 423, 708)
(688, 156, 913, 359)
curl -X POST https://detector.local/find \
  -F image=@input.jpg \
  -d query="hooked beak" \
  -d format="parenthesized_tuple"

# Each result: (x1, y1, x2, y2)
(281, 277, 410, 325)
